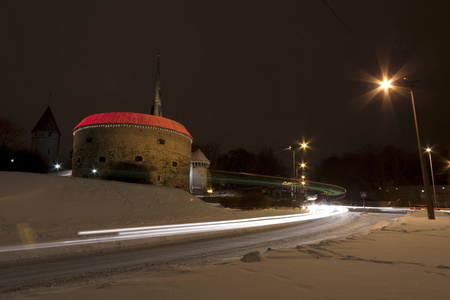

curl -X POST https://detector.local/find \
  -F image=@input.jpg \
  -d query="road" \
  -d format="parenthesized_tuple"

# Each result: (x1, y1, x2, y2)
(0, 210, 404, 294)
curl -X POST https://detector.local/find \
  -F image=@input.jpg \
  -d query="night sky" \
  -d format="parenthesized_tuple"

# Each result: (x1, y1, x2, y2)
(2, 0, 450, 172)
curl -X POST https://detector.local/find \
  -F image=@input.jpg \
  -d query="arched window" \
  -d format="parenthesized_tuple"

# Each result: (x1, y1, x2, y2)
(172, 161, 178, 167)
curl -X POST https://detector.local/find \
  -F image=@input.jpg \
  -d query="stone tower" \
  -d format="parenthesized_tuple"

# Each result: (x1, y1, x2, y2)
(151, 55, 162, 116)
(31, 106, 61, 164)
(189, 149, 210, 193)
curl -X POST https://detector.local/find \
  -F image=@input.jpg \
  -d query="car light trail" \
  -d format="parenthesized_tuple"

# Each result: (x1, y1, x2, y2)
(0, 206, 347, 253)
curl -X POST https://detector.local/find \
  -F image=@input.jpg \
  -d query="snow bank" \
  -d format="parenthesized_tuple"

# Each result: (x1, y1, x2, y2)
(0, 172, 297, 247)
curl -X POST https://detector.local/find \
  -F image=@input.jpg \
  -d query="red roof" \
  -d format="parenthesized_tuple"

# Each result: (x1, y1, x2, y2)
(73, 112, 192, 139)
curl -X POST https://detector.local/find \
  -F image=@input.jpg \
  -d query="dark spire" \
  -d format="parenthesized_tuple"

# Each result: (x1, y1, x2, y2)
(31, 106, 61, 135)
(151, 54, 162, 116)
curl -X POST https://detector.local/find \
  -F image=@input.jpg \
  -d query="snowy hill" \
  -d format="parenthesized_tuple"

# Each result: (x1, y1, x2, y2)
(0, 172, 225, 246)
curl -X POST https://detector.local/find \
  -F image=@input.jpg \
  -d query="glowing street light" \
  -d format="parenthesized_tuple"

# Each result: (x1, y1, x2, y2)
(380, 78, 435, 219)
(380, 79, 392, 90)
(284, 142, 309, 200)
(426, 148, 438, 207)
(55, 163, 61, 175)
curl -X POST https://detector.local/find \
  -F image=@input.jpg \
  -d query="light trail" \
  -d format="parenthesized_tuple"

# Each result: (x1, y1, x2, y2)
(343, 206, 450, 213)
(0, 206, 347, 253)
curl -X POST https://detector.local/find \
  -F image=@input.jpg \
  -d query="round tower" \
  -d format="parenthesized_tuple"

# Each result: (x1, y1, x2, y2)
(72, 112, 193, 190)
(189, 149, 210, 193)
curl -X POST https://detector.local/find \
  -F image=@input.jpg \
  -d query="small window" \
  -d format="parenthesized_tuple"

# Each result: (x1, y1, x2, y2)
(48, 149, 51, 154)
(135, 156, 143, 162)
(157, 175, 161, 181)
(48, 132, 52, 137)
(86, 137, 93, 143)
(172, 161, 178, 167)
(77, 157, 81, 164)
(99, 156, 106, 163)
(157, 139, 165, 145)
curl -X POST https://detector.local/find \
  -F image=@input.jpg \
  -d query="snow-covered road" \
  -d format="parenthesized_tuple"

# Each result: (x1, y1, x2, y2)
(0, 210, 404, 293)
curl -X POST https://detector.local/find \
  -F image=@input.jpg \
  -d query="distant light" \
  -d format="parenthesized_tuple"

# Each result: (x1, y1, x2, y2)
(380, 79, 392, 90)
(426, 148, 431, 152)
(207, 188, 213, 194)
(55, 164, 61, 170)
(301, 143, 307, 149)
(92, 169, 97, 174)
(10, 159, 14, 163)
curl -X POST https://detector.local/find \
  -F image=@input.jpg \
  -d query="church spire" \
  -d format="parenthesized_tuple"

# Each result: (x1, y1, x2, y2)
(151, 54, 162, 116)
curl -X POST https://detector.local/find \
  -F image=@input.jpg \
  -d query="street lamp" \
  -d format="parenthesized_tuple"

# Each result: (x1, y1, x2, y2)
(284, 142, 308, 200)
(284, 146, 297, 199)
(426, 148, 438, 207)
(381, 78, 435, 219)
(55, 163, 61, 175)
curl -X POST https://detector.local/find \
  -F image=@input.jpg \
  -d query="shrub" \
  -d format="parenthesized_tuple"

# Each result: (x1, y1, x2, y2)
(220, 192, 272, 210)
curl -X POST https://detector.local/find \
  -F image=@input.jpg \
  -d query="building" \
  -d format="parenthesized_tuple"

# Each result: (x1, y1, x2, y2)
(31, 106, 61, 165)
(71, 56, 193, 190)
(190, 149, 210, 193)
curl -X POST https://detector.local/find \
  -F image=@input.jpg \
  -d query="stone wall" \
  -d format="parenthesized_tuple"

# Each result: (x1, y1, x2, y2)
(31, 130, 60, 164)
(72, 125, 191, 190)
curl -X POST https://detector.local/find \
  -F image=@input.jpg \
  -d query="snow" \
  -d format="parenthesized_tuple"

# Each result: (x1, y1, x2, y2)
(0, 171, 302, 257)
(1, 172, 449, 299)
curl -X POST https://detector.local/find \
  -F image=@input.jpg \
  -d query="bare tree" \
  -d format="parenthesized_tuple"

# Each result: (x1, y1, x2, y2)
(0, 118, 24, 149)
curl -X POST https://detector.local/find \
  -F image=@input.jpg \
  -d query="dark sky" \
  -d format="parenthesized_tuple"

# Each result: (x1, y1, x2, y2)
(2, 0, 450, 172)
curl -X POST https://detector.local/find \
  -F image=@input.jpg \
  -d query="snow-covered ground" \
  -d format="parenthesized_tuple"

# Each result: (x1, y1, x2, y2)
(1, 172, 449, 299)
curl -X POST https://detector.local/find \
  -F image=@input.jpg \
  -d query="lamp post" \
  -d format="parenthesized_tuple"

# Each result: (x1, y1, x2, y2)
(381, 78, 435, 219)
(426, 148, 438, 207)
(284, 143, 308, 200)
(284, 146, 296, 199)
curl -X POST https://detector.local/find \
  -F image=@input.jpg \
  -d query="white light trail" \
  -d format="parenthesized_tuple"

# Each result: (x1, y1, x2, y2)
(0, 206, 347, 253)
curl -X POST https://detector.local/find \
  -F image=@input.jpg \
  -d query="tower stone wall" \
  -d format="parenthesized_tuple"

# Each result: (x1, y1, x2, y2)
(189, 149, 210, 192)
(31, 130, 60, 163)
(72, 114, 192, 190)
(31, 106, 61, 165)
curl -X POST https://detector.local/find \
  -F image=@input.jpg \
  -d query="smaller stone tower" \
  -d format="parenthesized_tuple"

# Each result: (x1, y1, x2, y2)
(190, 149, 210, 193)
(31, 106, 61, 164)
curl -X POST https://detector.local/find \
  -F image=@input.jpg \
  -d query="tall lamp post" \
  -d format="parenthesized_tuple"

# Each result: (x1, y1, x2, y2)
(381, 78, 435, 219)
(284, 143, 308, 200)
(284, 146, 296, 199)
(426, 148, 438, 207)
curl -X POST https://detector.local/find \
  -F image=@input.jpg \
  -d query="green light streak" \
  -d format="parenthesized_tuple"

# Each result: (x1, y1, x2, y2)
(210, 170, 346, 197)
